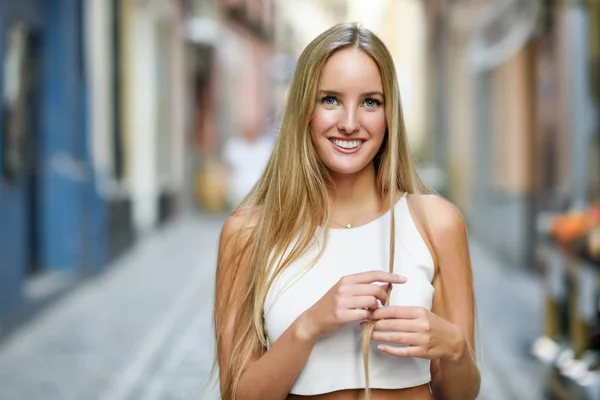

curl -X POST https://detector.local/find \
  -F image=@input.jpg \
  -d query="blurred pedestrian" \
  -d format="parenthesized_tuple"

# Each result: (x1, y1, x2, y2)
(214, 22, 480, 400)
(222, 124, 274, 209)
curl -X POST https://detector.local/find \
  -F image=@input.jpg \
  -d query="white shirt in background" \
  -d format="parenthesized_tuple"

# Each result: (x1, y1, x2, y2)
(223, 134, 274, 208)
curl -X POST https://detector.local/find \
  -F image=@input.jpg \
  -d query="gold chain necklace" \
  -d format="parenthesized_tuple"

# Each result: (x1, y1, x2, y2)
(330, 199, 387, 230)
(330, 219, 354, 229)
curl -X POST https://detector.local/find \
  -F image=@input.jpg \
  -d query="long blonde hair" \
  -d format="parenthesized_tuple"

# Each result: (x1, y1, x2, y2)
(215, 22, 431, 400)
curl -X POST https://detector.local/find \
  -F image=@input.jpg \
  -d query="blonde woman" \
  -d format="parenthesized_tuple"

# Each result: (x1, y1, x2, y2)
(214, 22, 480, 400)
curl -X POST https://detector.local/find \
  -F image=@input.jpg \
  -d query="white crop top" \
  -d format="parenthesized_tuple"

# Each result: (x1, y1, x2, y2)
(263, 193, 435, 395)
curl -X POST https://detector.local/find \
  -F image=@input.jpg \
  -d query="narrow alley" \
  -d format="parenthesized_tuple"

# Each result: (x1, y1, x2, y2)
(1, 1, 599, 399)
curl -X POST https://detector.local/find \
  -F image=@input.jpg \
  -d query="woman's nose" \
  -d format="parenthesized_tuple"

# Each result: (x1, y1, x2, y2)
(338, 108, 360, 134)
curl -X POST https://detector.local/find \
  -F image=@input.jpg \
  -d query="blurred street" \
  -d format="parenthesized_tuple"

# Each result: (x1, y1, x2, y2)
(0, 212, 545, 400)
(1, 0, 599, 399)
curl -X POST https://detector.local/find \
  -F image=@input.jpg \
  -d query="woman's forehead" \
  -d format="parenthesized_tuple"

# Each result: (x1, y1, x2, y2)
(318, 48, 383, 93)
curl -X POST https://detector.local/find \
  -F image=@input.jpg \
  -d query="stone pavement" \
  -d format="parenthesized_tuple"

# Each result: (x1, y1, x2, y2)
(471, 243, 545, 400)
(0, 212, 546, 400)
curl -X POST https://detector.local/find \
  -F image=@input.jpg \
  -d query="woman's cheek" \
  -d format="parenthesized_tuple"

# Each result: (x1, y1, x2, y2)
(311, 110, 338, 133)
(363, 111, 386, 134)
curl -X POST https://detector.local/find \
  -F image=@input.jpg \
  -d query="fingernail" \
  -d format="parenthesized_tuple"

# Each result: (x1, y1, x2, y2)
(395, 274, 407, 282)
(377, 344, 385, 351)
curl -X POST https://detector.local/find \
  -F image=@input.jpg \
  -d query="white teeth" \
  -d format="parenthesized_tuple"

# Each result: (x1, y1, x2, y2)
(332, 139, 362, 149)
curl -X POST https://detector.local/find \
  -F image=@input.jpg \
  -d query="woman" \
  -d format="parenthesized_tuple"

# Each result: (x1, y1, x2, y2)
(214, 22, 480, 400)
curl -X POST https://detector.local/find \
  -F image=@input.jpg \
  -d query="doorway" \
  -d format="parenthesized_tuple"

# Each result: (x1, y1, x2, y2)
(1, 22, 43, 275)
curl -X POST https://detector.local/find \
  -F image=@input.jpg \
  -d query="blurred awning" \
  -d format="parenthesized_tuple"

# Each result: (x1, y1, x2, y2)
(449, 0, 540, 71)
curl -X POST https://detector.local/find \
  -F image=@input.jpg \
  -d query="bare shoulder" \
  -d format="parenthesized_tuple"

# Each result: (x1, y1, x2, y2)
(406, 193, 467, 238)
(220, 206, 262, 244)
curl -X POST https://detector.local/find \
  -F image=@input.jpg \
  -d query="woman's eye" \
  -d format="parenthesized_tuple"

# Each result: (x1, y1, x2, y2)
(364, 98, 382, 108)
(321, 96, 338, 106)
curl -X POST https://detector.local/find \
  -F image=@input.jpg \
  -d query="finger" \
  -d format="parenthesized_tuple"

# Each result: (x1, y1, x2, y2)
(339, 308, 371, 323)
(360, 319, 421, 332)
(348, 296, 379, 310)
(377, 344, 427, 358)
(370, 331, 424, 346)
(370, 306, 425, 321)
(347, 284, 389, 304)
(342, 271, 407, 285)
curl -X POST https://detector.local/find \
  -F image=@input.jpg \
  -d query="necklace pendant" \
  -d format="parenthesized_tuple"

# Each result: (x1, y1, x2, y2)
(346, 223, 352, 229)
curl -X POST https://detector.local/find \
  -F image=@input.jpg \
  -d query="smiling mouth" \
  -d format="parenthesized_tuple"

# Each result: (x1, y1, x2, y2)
(330, 139, 364, 150)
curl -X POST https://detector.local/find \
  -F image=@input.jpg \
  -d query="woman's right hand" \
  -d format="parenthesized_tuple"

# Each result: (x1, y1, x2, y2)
(295, 271, 408, 341)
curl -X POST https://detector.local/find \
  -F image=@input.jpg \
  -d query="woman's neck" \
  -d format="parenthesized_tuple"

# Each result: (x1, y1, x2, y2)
(328, 164, 384, 222)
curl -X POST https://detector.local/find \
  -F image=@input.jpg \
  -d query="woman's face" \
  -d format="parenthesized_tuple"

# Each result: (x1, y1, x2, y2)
(309, 48, 386, 177)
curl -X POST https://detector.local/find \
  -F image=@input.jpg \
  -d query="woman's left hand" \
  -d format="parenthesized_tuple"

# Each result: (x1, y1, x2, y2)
(361, 306, 466, 361)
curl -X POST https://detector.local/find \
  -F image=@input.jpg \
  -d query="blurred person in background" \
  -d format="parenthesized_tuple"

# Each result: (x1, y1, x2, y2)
(214, 22, 480, 400)
(223, 119, 275, 209)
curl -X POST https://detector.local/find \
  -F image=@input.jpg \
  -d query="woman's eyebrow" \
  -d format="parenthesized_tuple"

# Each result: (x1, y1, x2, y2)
(319, 90, 384, 97)
(362, 91, 384, 97)
(319, 90, 343, 96)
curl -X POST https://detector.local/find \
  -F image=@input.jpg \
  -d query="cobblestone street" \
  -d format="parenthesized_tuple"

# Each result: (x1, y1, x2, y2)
(0, 213, 545, 400)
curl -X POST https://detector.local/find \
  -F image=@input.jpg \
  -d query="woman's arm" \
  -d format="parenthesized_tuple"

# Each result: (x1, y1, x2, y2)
(224, 314, 319, 400)
(215, 215, 319, 400)
(418, 195, 481, 399)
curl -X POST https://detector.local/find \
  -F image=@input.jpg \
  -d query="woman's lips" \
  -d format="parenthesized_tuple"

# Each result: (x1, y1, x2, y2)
(329, 139, 365, 155)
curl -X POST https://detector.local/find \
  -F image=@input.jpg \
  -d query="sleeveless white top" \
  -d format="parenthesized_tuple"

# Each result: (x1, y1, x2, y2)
(263, 193, 435, 395)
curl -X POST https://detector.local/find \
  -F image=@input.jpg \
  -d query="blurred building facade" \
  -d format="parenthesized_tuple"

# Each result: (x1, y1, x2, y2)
(424, 0, 600, 269)
(188, 0, 276, 211)
(0, 0, 192, 337)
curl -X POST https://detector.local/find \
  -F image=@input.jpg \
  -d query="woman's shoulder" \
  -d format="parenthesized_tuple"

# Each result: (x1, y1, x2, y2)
(405, 193, 466, 239)
(404, 194, 468, 278)
(217, 206, 264, 275)
(220, 205, 263, 241)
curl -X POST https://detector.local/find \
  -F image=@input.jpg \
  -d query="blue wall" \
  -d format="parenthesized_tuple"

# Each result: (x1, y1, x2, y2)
(81, 90, 109, 272)
(0, 0, 45, 332)
(0, 0, 16, 329)
(39, 0, 106, 272)
(40, 0, 86, 270)
(0, 0, 108, 333)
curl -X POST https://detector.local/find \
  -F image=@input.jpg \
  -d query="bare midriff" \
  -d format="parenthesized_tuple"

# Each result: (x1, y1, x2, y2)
(287, 384, 433, 400)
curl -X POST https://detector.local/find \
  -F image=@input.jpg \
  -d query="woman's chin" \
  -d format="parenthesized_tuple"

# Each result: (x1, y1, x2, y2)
(325, 161, 374, 177)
